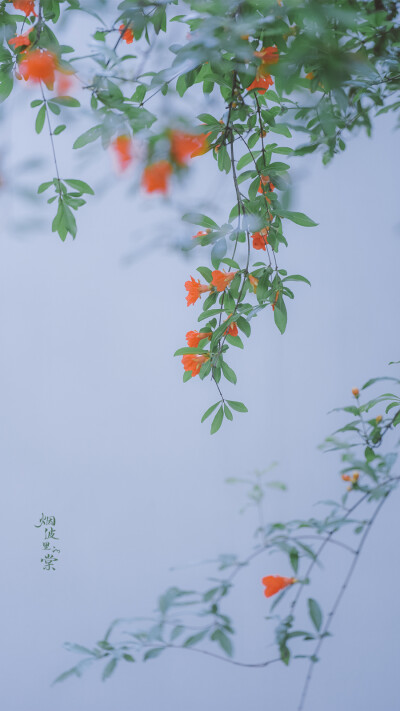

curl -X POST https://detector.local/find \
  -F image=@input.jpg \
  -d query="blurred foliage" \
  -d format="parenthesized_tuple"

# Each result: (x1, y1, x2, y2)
(56, 365, 400, 709)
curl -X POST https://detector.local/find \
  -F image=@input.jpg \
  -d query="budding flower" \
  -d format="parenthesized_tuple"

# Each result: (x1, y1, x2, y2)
(352, 388, 359, 398)
(376, 415, 382, 423)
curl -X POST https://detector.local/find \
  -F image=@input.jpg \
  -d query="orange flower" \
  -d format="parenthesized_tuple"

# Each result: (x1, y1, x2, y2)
(8, 29, 32, 49)
(170, 131, 210, 165)
(112, 135, 133, 172)
(258, 175, 275, 195)
(262, 575, 296, 598)
(55, 72, 74, 96)
(352, 388, 359, 398)
(12, 0, 37, 16)
(254, 45, 279, 66)
(211, 270, 236, 292)
(19, 49, 58, 90)
(224, 320, 238, 337)
(182, 353, 209, 378)
(190, 132, 212, 157)
(252, 227, 269, 250)
(142, 160, 172, 194)
(247, 72, 274, 94)
(249, 274, 258, 292)
(342, 472, 359, 484)
(119, 24, 134, 44)
(185, 276, 211, 306)
(306, 71, 315, 80)
(192, 229, 211, 239)
(186, 330, 212, 347)
(272, 291, 279, 311)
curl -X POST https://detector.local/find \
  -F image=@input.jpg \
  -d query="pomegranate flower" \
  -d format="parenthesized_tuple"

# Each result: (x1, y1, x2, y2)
(224, 316, 238, 337)
(170, 130, 209, 165)
(13, 0, 37, 16)
(252, 228, 269, 250)
(247, 71, 273, 94)
(8, 29, 32, 49)
(262, 575, 296, 598)
(185, 276, 211, 306)
(142, 160, 172, 194)
(182, 353, 209, 378)
(342, 472, 359, 484)
(186, 330, 212, 347)
(119, 24, 134, 44)
(192, 229, 210, 239)
(258, 175, 275, 196)
(19, 49, 58, 90)
(112, 135, 133, 172)
(249, 274, 258, 292)
(254, 45, 279, 66)
(211, 270, 237, 292)
(190, 132, 212, 157)
(247, 46, 278, 95)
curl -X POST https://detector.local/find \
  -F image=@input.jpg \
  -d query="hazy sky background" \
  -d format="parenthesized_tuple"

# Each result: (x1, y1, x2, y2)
(0, 9, 400, 711)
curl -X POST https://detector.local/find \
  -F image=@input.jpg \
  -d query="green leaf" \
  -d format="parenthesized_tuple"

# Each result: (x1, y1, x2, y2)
(237, 151, 260, 170)
(236, 317, 251, 337)
(54, 124, 66, 135)
(170, 625, 185, 641)
(308, 598, 323, 632)
(102, 658, 117, 680)
(201, 402, 220, 423)
(47, 101, 61, 115)
(269, 124, 292, 138)
(226, 334, 244, 348)
(211, 406, 224, 434)
(131, 84, 147, 103)
(220, 257, 239, 269)
(221, 361, 237, 385)
(226, 400, 248, 413)
(182, 213, 218, 229)
(35, 105, 46, 134)
(0, 74, 13, 104)
(283, 274, 311, 286)
(174, 347, 209, 356)
(289, 548, 299, 573)
(52, 666, 80, 684)
(51, 96, 80, 107)
(38, 181, 54, 194)
(278, 210, 318, 227)
(143, 647, 164, 661)
(224, 403, 233, 420)
(73, 125, 103, 149)
(65, 179, 94, 195)
(122, 654, 135, 662)
(183, 630, 208, 647)
(197, 113, 220, 126)
(176, 74, 187, 97)
(211, 629, 233, 656)
(274, 299, 287, 334)
(197, 266, 213, 283)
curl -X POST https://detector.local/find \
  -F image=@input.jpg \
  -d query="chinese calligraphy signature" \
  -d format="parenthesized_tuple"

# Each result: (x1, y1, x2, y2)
(35, 514, 60, 571)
